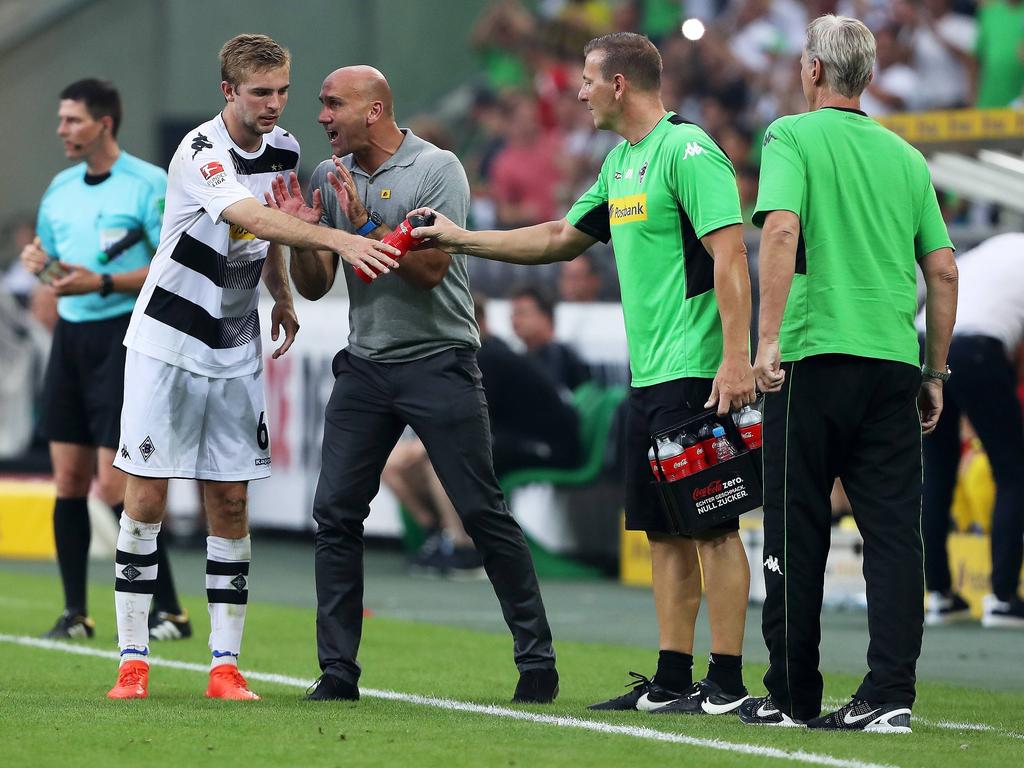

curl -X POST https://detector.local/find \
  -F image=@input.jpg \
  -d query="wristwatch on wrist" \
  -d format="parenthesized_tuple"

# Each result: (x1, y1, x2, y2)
(355, 209, 383, 236)
(99, 273, 114, 298)
(921, 364, 951, 382)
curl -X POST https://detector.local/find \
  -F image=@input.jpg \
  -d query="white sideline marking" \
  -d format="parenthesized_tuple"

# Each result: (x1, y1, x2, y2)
(1, 633, 897, 768)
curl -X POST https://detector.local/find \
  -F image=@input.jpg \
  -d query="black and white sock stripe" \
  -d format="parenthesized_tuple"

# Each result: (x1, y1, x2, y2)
(114, 549, 159, 594)
(206, 559, 250, 605)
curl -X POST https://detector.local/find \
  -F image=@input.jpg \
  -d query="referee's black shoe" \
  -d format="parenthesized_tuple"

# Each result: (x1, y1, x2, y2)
(41, 610, 95, 640)
(587, 671, 683, 711)
(512, 667, 559, 703)
(737, 695, 805, 727)
(806, 697, 912, 734)
(305, 673, 359, 701)
(650, 678, 750, 715)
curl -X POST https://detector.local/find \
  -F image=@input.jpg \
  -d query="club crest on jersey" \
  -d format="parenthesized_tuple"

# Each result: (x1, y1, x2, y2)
(638, 161, 649, 185)
(201, 161, 227, 187)
(608, 194, 647, 225)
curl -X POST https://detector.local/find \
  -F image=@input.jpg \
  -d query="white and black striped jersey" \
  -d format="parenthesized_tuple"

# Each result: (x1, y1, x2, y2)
(123, 113, 299, 378)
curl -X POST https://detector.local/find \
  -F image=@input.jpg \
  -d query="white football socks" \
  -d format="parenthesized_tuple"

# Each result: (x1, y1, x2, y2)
(114, 513, 161, 665)
(206, 535, 251, 669)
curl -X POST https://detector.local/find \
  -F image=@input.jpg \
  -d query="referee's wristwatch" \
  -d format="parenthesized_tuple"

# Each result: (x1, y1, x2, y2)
(99, 273, 114, 298)
(922, 364, 951, 383)
(355, 209, 383, 236)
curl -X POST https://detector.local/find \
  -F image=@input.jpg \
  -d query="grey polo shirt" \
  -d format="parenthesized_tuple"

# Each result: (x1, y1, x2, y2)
(309, 129, 479, 362)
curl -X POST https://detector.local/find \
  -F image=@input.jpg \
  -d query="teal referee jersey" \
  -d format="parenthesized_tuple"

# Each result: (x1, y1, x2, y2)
(36, 151, 166, 322)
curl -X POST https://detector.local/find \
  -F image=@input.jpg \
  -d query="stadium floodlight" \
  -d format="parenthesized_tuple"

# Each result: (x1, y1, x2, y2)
(681, 19, 705, 41)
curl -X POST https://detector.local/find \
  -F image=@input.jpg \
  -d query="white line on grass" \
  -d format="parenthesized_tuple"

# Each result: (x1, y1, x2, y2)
(3, 633, 897, 768)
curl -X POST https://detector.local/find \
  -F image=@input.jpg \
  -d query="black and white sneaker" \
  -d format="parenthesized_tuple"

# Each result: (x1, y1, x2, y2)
(41, 610, 95, 639)
(982, 594, 1024, 628)
(305, 673, 360, 701)
(738, 695, 805, 727)
(925, 591, 972, 626)
(807, 697, 911, 734)
(149, 610, 193, 640)
(588, 672, 674, 711)
(651, 678, 750, 715)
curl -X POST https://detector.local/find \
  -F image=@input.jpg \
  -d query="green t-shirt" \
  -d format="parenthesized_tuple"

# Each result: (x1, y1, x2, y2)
(975, 1, 1024, 108)
(754, 107, 953, 367)
(566, 113, 743, 386)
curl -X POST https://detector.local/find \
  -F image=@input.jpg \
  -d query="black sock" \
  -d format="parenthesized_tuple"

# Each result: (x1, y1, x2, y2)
(653, 650, 693, 693)
(706, 653, 745, 695)
(54, 497, 90, 614)
(152, 529, 183, 615)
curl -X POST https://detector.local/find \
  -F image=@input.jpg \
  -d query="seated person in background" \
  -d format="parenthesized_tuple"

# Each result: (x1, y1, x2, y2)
(479, 292, 583, 476)
(381, 434, 485, 578)
(558, 250, 603, 302)
(510, 284, 592, 391)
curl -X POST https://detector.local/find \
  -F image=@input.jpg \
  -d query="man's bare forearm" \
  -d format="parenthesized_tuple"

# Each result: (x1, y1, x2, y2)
(757, 220, 799, 342)
(451, 220, 584, 265)
(921, 247, 958, 370)
(714, 248, 752, 361)
(224, 198, 347, 253)
(110, 265, 150, 293)
(262, 244, 293, 305)
(289, 246, 335, 301)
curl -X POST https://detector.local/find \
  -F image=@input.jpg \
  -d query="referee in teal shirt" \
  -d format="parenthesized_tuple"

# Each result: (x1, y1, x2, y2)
(20, 79, 187, 641)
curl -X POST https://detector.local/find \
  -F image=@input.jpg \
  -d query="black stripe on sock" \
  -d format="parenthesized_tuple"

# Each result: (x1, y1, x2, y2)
(116, 578, 157, 594)
(207, 588, 248, 605)
(116, 549, 160, 567)
(206, 559, 251, 576)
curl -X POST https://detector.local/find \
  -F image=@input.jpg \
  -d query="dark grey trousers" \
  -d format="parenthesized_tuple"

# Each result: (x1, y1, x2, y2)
(312, 347, 556, 685)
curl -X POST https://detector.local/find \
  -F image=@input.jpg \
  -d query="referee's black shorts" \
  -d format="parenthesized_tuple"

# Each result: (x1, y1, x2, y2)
(624, 376, 740, 537)
(40, 313, 131, 449)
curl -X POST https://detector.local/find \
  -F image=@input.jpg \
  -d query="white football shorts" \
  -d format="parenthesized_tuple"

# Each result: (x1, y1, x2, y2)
(113, 349, 271, 481)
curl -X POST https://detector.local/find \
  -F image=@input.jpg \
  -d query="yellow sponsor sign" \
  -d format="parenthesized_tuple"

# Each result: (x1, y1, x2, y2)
(609, 194, 648, 225)
(229, 223, 256, 241)
(878, 108, 1024, 145)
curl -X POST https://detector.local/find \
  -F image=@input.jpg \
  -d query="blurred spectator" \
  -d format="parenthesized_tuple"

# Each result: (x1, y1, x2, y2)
(916, 233, 1024, 628)
(972, 0, 1024, 107)
(861, 25, 918, 115)
(896, 0, 977, 109)
(2, 213, 39, 304)
(478, 292, 583, 476)
(490, 93, 564, 226)
(471, 0, 535, 91)
(511, 284, 592, 391)
(558, 251, 603, 302)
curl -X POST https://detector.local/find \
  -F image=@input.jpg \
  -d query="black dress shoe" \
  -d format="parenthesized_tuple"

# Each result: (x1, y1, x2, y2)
(305, 673, 360, 701)
(512, 667, 559, 703)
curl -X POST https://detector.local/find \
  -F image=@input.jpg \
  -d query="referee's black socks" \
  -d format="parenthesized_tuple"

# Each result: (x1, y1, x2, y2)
(654, 650, 693, 693)
(54, 497, 90, 615)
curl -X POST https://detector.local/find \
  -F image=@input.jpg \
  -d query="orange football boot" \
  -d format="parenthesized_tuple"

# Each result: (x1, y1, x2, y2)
(107, 660, 149, 699)
(206, 665, 261, 700)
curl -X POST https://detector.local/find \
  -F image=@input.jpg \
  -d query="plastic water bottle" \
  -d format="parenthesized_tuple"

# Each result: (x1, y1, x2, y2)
(710, 426, 738, 463)
(733, 406, 763, 450)
(648, 437, 688, 481)
(356, 212, 436, 284)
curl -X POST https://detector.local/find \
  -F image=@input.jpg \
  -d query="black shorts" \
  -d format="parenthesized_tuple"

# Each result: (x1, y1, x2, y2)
(40, 313, 131, 449)
(624, 377, 741, 537)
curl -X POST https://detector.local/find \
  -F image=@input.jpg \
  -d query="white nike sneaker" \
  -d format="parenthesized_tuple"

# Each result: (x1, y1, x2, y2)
(806, 696, 911, 734)
(737, 695, 805, 727)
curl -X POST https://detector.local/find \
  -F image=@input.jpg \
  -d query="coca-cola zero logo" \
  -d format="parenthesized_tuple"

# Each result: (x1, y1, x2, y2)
(692, 479, 723, 501)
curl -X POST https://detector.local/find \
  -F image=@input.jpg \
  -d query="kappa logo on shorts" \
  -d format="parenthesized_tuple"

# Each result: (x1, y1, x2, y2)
(763, 555, 783, 575)
(139, 436, 156, 463)
(254, 457, 271, 467)
(121, 564, 141, 582)
(120, 444, 131, 461)
(230, 574, 248, 593)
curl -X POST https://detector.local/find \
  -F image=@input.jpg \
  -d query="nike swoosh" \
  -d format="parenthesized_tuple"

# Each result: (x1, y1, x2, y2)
(636, 692, 677, 712)
(756, 703, 779, 718)
(702, 696, 748, 715)
(844, 709, 881, 725)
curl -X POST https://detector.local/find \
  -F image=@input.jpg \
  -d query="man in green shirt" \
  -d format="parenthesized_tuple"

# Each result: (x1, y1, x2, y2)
(412, 32, 757, 715)
(740, 15, 958, 733)
(974, 0, 1024, 108)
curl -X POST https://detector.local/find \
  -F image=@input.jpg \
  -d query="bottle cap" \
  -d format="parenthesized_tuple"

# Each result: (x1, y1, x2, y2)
(712, 425, 725, 437)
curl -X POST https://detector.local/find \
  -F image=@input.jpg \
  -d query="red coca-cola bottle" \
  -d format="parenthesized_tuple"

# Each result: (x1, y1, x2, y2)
(678, 431, 707, 475)
(733, 405, 763, 450)
(356, 212, 436, 284)
(696, 421, 718, 466)
(648, 437, 688, 482)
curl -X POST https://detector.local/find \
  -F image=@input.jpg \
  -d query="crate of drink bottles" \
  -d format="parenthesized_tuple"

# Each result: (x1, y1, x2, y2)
(648, 405, 763, 535)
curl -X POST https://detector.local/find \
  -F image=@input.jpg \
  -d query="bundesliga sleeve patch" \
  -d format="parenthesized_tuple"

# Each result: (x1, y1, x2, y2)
(200, 161, 227, 187)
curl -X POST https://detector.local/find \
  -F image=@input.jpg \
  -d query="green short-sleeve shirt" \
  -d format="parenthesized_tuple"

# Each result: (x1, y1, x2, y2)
(566, 113, 743, 386)
(754, 107, 953, 367)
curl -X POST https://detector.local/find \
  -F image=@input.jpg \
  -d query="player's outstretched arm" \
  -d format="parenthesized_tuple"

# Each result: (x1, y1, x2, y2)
(222, 197, 401, 282)
(409, 208, 597, 265)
